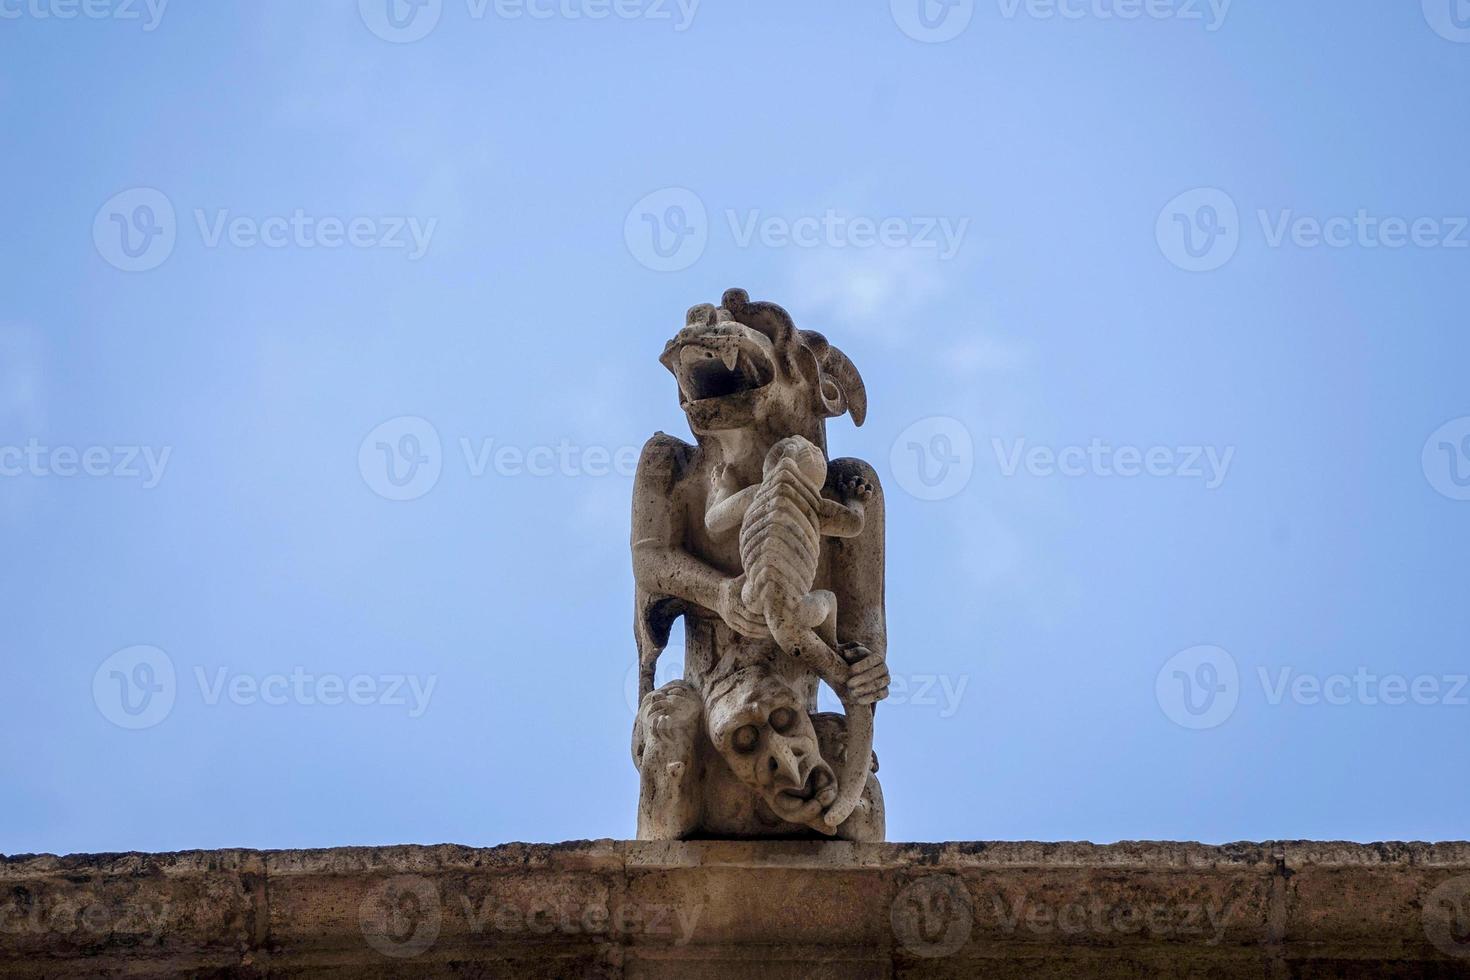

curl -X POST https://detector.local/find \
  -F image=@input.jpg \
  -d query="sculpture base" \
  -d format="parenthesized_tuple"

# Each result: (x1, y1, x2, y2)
(4, 839, 1470, 977)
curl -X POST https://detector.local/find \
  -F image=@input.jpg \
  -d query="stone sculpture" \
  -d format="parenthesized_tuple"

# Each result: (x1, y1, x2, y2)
(630, 289, 889, 841)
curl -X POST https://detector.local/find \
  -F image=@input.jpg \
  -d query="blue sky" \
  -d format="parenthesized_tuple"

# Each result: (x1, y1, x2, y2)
(2, 0, 1468, 854)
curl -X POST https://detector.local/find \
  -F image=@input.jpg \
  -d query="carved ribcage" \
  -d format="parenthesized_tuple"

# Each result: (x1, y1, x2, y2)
(739, 459, 823, 607)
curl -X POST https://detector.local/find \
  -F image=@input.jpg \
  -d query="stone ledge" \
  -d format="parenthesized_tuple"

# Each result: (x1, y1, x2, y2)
(3, 840, 1469, 978)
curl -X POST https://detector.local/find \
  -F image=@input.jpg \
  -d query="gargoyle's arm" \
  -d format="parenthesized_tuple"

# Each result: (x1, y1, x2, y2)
(705, 482, 757, 536)
(816, 496, 864, 539)
(825, 458, 886, 661)
(632, 434, 727, 616)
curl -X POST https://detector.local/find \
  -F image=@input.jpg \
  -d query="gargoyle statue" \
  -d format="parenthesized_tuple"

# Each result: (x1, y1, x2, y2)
(630, 288, 889, 841)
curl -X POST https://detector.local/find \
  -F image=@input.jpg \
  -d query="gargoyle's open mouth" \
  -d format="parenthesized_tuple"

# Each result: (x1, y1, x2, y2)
(681, 349, 772, 402)
(661, 317, 777, 407)
(775, 765, 837, 811)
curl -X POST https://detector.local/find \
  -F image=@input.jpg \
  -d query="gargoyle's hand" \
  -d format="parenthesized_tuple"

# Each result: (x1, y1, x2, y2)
(839, 643, 889, 706)
(717, 575, 772, 640)
(640, 681, 702, 736)
(838, 474, 875, 505)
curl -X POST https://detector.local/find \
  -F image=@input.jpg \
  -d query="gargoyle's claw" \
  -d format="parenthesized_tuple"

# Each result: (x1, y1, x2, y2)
(839, 475, 875, 503)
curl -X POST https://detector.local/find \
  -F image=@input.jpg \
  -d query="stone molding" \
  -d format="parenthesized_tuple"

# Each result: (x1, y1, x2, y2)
(4, 840, 1470, 977)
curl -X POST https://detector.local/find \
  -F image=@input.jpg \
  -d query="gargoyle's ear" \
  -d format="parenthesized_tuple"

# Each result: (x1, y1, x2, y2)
(824, 344, 867, 427)
(797, 330, 867, 427)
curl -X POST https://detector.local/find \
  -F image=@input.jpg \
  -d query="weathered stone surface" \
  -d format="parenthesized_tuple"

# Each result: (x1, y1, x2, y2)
(4, 840, 1469, 977)
(632, 289, 889, 841)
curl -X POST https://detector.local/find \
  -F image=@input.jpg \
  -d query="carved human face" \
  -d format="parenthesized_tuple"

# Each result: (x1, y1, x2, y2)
(706, 670, 837, 824)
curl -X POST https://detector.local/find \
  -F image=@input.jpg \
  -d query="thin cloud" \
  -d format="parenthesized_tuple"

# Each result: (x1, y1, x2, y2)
(942, 336, 1030, 377)
(785, 246, 946, 343)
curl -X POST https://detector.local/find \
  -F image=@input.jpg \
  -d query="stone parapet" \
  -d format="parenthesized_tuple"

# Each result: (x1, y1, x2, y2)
(4, 839, 1470, 977)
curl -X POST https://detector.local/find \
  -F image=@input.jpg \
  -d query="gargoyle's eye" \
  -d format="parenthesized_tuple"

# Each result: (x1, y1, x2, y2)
(768, 707, 796, 735)
(732, 725, 760, 754)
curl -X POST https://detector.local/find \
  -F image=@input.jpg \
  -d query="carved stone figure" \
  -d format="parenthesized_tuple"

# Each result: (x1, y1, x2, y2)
(630, 289, 889, 841)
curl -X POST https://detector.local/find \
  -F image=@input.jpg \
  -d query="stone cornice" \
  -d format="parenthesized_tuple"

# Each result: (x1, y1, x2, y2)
(4, 840, 1470, 976)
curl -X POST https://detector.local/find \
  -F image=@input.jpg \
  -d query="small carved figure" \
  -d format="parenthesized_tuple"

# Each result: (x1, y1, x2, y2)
(707, 435, 870, 655)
